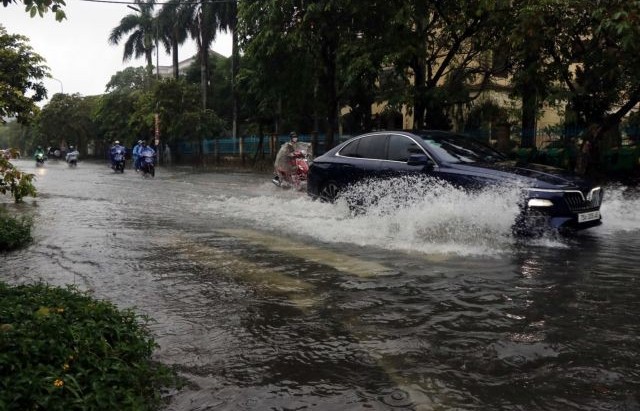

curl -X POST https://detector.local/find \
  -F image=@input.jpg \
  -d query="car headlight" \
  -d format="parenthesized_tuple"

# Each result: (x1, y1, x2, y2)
(528, 198, 554, 207)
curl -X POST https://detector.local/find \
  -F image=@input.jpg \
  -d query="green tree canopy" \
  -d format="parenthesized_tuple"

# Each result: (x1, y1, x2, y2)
(0, 25, 49, 124)
(506, 0, 640, 170)
(152, 78, 225, 145)
(238, 0, 389, 146)
(38, 93, 97, 153)
(105, 66, 149, 93)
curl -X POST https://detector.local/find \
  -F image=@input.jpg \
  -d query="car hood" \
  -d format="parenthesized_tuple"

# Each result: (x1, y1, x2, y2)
(447, 161, 592, 190)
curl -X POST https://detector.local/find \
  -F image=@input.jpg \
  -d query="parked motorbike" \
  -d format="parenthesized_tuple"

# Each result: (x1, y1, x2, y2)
(66, 150, 79, 167)
(139, 154, 155, 177)
(35, 152, 46, 167)
(112, 153, 125, 173)
(272, 142, 312, 191)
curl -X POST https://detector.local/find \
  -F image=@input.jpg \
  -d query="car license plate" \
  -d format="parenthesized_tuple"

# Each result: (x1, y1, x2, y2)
(578, 210, 600, 223)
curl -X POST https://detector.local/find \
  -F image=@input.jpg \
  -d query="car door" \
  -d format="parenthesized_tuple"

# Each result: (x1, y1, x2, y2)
(379, 133, 487, 190)
(380, 133, 435, 177)
(335, 133, 387, 186)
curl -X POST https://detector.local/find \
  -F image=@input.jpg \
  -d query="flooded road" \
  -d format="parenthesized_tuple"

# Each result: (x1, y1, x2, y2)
(2, 158, 640, 410)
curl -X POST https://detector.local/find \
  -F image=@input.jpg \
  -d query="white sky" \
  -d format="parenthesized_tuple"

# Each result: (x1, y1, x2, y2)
(2, 0, 232, 102)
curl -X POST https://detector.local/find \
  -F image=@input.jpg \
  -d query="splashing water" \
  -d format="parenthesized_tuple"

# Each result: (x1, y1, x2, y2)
(206, 176, 532, 256)
(202, 177, 640, 256)
(599, 184, 640, 233)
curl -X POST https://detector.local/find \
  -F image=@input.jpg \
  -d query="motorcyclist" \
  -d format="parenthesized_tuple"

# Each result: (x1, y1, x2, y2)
(34, 145, 45, 159)
(138, 141, 156, 167)
(132, 140, 142, 171)
(66, 145, 79, 163)
(284, 132, 299, 158)
(273, 132, 304, 186)
(110, 140, 126, 169)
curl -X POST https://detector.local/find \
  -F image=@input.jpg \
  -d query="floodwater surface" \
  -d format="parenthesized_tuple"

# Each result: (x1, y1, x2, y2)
(2, 158, 640, 410)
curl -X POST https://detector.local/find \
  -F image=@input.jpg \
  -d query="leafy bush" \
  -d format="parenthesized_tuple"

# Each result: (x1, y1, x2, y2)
(0, 153, 37, 203)
(0, 283, 177, 410)
(0, 208, 32, 251)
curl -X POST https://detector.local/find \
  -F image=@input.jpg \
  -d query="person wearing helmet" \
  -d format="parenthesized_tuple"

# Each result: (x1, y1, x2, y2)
(273, 131, 303, 185)
(132, 140, 143, 171)
(285, 132, 299, 155)
(287, 132, 302, 158)
(33, 145, 44, 157)
(33, 145, 45, 161)
(33, 145, 46, 166)
(139, 140, 155, 158)
(66, 144, 79, 165)
(110, 140, 126, 169)
(138, 140, 156, 175)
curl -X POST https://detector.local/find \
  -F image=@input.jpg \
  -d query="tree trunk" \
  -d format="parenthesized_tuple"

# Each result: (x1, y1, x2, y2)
(521, 90, 537, 148)
(320, 38, 338, 150)
(520, 50, 539, 148)
(253, 125, 264, 164)
(197, 12, 210, 111)
(231, 26, 239, 140)
(146, 50, 153, 73)
(145, 49, 154, 89)
(200, 48, 208, 110)
(172, 38, 179, 79)
(412, 60, 426, 130)
(575, 90, 640, 174)
(575, 124, 599, 175)
(312, 80, 319, 155)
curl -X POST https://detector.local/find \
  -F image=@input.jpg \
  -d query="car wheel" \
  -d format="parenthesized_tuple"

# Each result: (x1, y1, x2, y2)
(320, 181, 340, 203)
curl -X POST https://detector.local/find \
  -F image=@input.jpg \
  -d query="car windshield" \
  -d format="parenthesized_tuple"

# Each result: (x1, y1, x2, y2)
(417, 133, 507, 164)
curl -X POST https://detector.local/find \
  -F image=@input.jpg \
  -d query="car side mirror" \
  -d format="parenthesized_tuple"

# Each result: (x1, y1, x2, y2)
(407, 154, 434, 169)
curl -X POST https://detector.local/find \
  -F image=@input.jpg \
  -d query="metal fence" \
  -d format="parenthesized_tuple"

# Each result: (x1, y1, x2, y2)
(168, 128, 639, 173)
(176, 133, 353, 157)
(173, 128, 596, 158)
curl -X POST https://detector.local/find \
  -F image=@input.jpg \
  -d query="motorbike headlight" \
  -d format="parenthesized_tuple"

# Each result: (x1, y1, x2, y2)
(528, 198, 554, 207)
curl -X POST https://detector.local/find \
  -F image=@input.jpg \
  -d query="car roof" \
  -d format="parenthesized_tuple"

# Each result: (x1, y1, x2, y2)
(347, 129, 463, 138)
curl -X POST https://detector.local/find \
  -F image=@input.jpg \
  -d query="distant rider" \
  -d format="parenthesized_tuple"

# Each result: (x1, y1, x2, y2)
(33, 145, 45, 159)
(132, 140, 142, 171)
(138, 141, 155, 167)
(66, 145, 79, 162)
(110, 140, 126, 169)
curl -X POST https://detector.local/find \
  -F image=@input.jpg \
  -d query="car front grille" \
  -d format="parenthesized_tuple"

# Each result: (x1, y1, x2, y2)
(564, 188, 603, 212)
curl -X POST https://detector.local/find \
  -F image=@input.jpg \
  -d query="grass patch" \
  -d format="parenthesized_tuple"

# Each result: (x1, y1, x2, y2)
(0, 282, 178, 410)
(0, 208, 32, 252)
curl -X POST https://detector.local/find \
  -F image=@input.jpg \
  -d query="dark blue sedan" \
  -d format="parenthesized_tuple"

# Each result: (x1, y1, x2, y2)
(307, 130, 603, 232)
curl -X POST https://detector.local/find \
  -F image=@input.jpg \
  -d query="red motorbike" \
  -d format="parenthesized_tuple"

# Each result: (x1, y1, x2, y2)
(272, 143, 312, 191)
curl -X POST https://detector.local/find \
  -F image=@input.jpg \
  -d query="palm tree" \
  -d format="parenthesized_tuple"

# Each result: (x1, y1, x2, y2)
(108, 0, 157, 77)
(158, 0, 191, 79)
(193, 1, 217, 111)
(217, 1, 239, 139)
(179, 0, 223, 110)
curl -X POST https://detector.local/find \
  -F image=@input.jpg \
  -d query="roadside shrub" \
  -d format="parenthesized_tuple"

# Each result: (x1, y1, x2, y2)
(0, 154, 37, 202)
(0, 208, 32, 251)
(0, 283, 177, 410)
